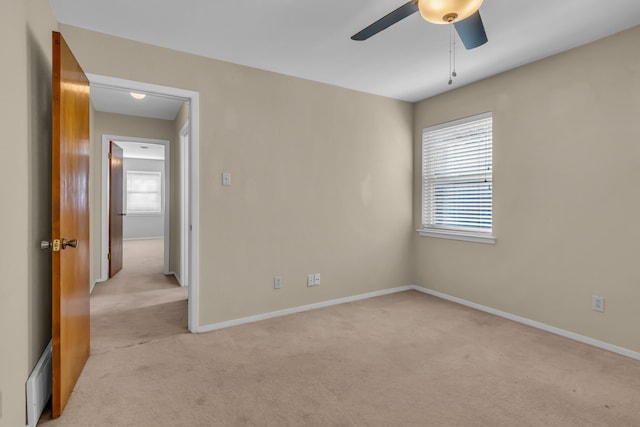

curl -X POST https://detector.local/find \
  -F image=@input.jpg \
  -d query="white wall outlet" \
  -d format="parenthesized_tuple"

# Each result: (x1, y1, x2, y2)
(307, 274, 315, 287)
(592, 295, 605, 312)
(274, 276, 282, 289)
(222, 172, 232, 186)
(314, 273, 321, 285)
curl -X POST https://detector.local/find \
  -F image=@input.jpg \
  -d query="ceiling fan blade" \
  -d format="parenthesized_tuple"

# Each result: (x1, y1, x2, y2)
(453, 11, 488, 49)
(351, 1, 419, 41)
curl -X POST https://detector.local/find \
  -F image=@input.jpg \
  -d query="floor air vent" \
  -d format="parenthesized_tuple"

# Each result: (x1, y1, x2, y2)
(26, 340, 52, 427)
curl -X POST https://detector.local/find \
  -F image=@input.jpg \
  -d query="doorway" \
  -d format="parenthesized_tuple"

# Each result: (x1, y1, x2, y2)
(89, 74, 200, 333)
(103, 137, 171, 278)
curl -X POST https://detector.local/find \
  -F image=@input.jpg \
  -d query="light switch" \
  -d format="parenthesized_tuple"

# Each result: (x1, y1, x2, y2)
(222, 172, 232, 186)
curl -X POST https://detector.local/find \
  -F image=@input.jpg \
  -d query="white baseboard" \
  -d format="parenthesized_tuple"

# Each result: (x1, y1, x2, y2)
(195, 286, 413, 333)
(167, 271, 185, 287)
(411, 285, 640, 361)
(91, 276, 110, 294)
(193, 284, 640, 361)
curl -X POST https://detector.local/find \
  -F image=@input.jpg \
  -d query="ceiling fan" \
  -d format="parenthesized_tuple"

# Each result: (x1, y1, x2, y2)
(351, 0, 488, 50)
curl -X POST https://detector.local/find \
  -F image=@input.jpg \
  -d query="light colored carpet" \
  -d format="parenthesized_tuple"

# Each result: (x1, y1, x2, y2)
(88, 239, 187, 354)
(40, 242, 640, 426)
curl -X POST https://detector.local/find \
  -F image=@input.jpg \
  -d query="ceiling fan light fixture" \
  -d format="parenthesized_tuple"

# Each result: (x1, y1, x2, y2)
(130, 92, 146, 100)
(418, 0, 483, 24)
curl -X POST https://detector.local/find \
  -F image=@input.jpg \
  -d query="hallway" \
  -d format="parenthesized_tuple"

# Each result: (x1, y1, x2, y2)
(90, 238, 188, 354)
(39, 238, 188, 425)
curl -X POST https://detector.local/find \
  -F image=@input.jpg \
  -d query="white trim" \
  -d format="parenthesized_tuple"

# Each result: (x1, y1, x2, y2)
(89, 73, 200, 332)
(187, 93, 200, 333)
(417, 228, 496, 244)
(179, 122, 190, 289)
(100, 138, 109, 282)
(101, 136, 170, 275)
(90, 276, 110, 295)
(411, 285, 640, 361)
(90, 279, 103, 295)
(123, 213, 164, 217)
(168, 271, 183, 287)
(195, 286, 413, 333)
(194, 283, 640, 361)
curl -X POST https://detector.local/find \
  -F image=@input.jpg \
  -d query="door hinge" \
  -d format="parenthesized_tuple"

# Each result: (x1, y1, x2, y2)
(108, 153, 112, 160)
(107, 252, 111, 260)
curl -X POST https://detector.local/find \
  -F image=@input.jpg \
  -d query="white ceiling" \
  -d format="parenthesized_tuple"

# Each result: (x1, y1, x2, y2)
(91, 85, 185, 120)
(115, 140, 165, 160)
(50, 0, 640, 103)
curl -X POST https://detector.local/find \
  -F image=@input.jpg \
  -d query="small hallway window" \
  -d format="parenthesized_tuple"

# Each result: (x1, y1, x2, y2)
(126, 171, 162, 214)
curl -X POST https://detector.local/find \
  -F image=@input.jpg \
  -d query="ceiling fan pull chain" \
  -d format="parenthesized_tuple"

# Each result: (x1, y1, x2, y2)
(452, 23, 457, 78)
(448, 24, 453, 85)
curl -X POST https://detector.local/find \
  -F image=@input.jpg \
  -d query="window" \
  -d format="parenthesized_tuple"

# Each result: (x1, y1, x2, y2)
(126, 171, 162, 214)
(420, 112, 494, 244)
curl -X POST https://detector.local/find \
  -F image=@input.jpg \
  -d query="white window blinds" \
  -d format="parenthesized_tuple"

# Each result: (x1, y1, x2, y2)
(422, 113, 493, 235)
(126, 171, 162, 214)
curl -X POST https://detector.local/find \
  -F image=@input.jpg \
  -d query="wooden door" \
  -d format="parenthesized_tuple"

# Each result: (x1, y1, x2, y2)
(51, 31, 91, 418)
(109, 141, 124, 277)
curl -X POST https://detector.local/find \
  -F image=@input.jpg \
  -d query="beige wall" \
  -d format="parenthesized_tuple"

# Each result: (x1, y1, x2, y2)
(413, 26, 640, 353)
(26, 0, 59, 370)
(91, 112, 177, 283)
(60, 24, 414, 326)
(0, 1, 57, 425)
(0, 2, 29, 425)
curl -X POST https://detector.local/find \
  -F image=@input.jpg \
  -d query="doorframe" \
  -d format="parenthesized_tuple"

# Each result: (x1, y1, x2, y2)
(88, 73, 200, 333)
(179, 122, 190, 288)
(101, 136, 170, 276)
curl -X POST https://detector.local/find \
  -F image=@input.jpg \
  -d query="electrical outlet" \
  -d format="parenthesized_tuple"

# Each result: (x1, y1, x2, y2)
(222, 172, 232, 186)
(592, 295, 605, 313)
(314, 273, 321, 285)
(307, 275, 315, 287)
(274, 276, 282, 289)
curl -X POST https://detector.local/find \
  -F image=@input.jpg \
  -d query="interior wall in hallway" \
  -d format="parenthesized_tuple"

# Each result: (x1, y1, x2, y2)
(90, 111, 175, 282)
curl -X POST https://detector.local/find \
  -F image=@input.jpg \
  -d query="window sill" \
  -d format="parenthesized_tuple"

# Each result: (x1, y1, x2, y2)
(417, 228, 496, 244)
(126, 212, 163, 217)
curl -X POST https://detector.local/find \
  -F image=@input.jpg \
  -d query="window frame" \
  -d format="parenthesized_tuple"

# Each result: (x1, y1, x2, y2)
(418, 112, 496, 244)
(126, 170, 163, 215)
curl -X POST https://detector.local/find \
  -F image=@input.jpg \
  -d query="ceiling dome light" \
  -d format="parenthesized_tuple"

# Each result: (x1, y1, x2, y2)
(130, 92, 146, 100)
(418, 0, 483, 24)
